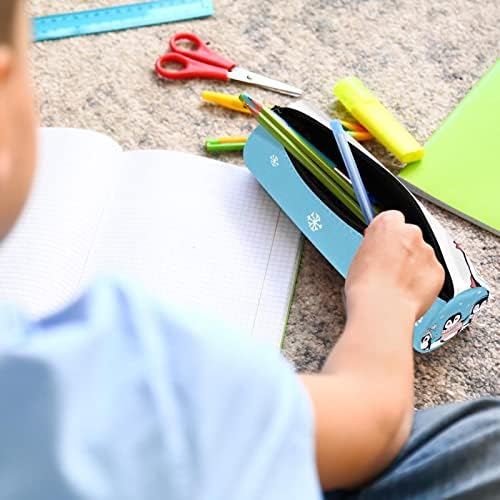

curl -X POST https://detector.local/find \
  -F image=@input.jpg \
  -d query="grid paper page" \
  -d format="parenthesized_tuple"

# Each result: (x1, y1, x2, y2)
(82, 150, 302, 346)
(0, 128, 121, 316)
(252, 211, 303, 345)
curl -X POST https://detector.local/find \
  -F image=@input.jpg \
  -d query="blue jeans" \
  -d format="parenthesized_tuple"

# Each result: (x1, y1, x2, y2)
(326, 397, 500, 499)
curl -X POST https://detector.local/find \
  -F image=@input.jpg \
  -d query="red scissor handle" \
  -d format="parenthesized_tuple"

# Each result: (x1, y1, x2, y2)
(155, 52, 229, 81)
(169, 32, 236, 70)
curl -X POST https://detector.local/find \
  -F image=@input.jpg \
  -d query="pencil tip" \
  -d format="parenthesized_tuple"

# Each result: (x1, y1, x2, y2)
(239, 94, 259, 115)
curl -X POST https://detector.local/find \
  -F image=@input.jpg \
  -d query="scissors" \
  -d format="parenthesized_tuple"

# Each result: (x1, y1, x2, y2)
(155, 33, 302, 97)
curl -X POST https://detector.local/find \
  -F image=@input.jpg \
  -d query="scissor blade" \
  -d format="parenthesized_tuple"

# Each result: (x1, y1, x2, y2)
(228, 67, 302, 97)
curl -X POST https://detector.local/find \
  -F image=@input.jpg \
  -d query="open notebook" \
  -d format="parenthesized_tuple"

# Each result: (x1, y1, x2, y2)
(0, 128, 302, 348)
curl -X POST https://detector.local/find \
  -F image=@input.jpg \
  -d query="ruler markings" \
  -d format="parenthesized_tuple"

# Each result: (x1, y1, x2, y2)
(34, 1, 214, 42)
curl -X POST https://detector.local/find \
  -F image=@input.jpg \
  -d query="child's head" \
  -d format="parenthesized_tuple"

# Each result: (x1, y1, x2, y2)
(0, 0, 37, 240)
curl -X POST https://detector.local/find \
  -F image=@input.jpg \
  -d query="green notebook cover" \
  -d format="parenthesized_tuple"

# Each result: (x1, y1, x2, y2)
(399, 60, 500, 236)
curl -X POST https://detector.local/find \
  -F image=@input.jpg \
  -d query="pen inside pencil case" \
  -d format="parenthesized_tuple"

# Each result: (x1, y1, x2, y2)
(271, 106, 367, 232)
(294, 131, 382, 220)
(273, 105, 455, 301)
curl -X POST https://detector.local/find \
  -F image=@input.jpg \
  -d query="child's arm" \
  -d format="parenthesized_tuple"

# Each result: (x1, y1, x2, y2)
(300, 210, 445, 491)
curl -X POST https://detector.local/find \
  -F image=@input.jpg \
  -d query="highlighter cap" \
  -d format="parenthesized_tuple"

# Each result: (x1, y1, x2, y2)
(334, 77, 373, 113)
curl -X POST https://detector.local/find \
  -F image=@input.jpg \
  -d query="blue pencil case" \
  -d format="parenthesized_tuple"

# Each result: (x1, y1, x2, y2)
(243, 102, 490, 353)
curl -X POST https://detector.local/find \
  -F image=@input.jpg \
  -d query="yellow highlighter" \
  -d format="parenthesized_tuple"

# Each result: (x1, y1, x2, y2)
(334, 77, 424, 163)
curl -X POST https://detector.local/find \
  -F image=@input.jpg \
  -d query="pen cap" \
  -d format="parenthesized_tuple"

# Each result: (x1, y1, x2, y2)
(334, 77, 424, 163)
(201, 91, 251, 114)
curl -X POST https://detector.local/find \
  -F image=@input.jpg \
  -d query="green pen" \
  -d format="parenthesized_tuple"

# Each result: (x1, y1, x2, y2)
(205, 136, 247, 154)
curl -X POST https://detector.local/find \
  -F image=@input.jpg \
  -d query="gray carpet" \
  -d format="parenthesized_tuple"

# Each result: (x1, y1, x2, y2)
(31, 0, 499, 408)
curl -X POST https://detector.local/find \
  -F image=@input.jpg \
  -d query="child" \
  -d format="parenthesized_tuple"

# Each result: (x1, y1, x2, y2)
(0, 1, 498, 498)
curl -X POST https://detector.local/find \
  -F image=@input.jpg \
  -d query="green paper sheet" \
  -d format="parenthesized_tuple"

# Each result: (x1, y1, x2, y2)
(400, 60, 500, 236)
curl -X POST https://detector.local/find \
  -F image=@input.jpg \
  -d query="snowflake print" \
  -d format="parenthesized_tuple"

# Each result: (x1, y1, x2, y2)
(270, 154, 279, 167)
(307, 212, 322, 232)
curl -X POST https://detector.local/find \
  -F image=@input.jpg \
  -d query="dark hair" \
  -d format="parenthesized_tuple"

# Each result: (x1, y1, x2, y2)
(0, 0, 18, 45)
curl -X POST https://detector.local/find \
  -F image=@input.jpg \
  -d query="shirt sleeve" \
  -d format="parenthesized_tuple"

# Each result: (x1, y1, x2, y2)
(0, 278, 322, 500)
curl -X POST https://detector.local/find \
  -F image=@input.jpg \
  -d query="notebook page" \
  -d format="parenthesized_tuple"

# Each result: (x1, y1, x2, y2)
(251, 210, 303, 346)
(0, 128, 121, 316)
(82, 150, 302, 347)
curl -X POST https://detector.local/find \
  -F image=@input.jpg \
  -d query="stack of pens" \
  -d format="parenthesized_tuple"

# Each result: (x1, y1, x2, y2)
(202, 90, 373, 155)
(239, 94, 376, 224)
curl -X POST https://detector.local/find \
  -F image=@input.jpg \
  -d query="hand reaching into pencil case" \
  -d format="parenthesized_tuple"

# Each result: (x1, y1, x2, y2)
(345, 210, 445, 322)
(301, 210, 445, 490)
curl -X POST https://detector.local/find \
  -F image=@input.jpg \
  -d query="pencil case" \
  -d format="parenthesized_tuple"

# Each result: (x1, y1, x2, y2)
(243, 101, 490, 353)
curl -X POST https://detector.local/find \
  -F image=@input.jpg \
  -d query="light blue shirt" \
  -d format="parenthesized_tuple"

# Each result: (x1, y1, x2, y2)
(0, 278, 321, 500)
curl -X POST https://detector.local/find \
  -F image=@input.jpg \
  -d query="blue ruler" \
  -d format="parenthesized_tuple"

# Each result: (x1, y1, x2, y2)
(33, 0, 214, 42)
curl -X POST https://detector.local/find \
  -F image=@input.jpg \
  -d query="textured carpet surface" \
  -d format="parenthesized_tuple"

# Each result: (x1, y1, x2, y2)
(31, 0, 499, 407)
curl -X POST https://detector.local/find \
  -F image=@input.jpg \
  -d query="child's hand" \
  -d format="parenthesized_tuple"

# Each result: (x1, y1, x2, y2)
(304, 210, 444, 490)
(345, 210, 445, 321)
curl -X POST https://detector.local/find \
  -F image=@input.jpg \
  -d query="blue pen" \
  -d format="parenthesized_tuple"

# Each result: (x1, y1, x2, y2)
(330, 119, 374, 224)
